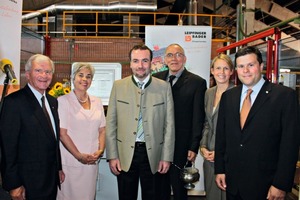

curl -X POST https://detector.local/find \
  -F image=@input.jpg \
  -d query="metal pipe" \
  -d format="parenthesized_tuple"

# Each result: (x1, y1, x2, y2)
(44, 35, 51, 57)
(266, 39, 273, 81)
(187, 0, 193, 25)
(216, 28, 277, 53)
(273, 28, 281, 84)
(247, 15, 300, 37)
(236, 4, 241, 42)
(22, 3, 157, 21)
(192, 0, 197, 25)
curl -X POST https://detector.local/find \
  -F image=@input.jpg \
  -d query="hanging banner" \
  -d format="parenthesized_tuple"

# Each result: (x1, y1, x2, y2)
(145, 25, 211, 85)
(0, 0, 23, 96)
(146, 25, 212, 196)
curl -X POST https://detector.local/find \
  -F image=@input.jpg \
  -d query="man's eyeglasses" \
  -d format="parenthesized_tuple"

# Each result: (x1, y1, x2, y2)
(165, 52, 185, 59)
(33, 69, 53, 75)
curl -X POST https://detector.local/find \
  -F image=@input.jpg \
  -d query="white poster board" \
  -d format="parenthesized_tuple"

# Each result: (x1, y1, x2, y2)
(71, 62, 122, 105)
(0, 0, 22, 95)
(145, 25, 212, 196)
(145, 25, 212, 87)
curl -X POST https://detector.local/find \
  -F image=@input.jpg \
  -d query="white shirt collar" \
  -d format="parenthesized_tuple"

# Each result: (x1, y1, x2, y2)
(133, 74, 150, 89)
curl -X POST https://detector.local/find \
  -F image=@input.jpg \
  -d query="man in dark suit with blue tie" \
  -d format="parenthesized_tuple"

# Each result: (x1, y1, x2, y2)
(215, 46, 299, 200)
(0, 54, 65, 200)
(153, 43, 207, 200)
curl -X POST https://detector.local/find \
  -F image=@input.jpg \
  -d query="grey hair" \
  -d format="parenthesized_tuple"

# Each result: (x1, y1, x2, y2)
(71, 63, 95, 81)
(165, 43, 185, 55)
(25, 54, 55, 73)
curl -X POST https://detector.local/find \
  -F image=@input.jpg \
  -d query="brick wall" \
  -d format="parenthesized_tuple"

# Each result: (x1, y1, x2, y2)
(20, 37, 143, 88)
(20, 38, 222, 88)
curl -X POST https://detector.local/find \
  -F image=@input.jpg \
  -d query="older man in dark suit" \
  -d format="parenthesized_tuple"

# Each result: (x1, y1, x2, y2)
(153, 43, 207, 200)
(0, 54, 64, 200)
(215, 46, 299, 200)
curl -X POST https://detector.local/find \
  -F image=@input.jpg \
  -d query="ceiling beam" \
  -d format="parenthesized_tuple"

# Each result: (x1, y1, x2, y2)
(255, 0, 300, 31)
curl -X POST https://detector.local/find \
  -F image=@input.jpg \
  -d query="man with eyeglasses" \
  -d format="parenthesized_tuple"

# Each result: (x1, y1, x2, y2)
(0, 54, 65, 200)
(153, 43, 207, 200)
(106, 44, 175, 200)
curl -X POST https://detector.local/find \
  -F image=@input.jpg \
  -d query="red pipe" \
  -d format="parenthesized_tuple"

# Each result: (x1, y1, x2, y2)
(216, 28, 276, 53)
(44, 35, 51, 57)
(266, 39, 273, 81)
(273, 28, 281, 84)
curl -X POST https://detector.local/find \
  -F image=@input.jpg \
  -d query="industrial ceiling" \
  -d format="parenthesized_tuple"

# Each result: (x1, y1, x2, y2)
(21, 0, 300, 69)
(22, 0, 300, 40)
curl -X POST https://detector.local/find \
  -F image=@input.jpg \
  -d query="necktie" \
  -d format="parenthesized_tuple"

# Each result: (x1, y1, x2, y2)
(169, 75, 176, 86)
(137, 82, 144, 141)
(240, 89, 253, 129)
(137, 81, 144, 89)
(41, 96, 56, 138)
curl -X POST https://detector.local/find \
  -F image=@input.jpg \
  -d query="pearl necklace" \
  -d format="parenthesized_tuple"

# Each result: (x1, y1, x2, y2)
(76, 94, 89, 104)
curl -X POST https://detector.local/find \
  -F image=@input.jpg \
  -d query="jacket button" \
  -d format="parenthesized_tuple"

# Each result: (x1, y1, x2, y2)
(133, 132, 136, 135)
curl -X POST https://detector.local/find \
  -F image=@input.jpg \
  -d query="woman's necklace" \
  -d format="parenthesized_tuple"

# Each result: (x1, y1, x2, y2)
(75, 93, 89, 104)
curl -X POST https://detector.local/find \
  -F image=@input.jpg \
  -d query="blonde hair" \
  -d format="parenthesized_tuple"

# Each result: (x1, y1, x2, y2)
(211, 54, 234, 70)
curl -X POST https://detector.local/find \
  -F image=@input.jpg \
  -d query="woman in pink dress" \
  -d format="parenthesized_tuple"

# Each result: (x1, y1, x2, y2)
(57, 63, 106, 200)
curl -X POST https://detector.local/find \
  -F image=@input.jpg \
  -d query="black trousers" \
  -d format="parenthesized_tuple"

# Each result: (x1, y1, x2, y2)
(226, 190, 244, 200)
(169, 164, 188, 200)
(117, 143, 169, 200)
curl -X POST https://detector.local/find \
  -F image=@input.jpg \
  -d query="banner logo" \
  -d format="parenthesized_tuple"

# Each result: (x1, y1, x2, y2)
(184, 31, 207, 42)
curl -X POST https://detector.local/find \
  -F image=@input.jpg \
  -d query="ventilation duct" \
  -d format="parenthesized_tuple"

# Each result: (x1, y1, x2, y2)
(22, 2, 157, 21)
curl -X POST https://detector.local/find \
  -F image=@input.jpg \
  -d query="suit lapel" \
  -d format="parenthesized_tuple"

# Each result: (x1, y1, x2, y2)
(243, 81, 272, 129)
(173, 68, 189, 89)
(24, 86, 57, 140)
(232, 85, 243, 128)
(46, 93, 59, 139)
(207, 87, 217, 119)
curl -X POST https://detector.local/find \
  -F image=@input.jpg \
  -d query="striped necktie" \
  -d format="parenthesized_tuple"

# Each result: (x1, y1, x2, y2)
(137, 82, 144, 141)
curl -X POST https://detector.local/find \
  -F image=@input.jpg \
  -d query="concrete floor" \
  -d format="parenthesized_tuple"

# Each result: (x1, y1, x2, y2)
(0, 185, 206, 200)
(1, 184, 298, 200)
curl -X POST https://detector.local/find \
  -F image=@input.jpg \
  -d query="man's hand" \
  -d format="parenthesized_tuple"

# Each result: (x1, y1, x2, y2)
(266, 185, 286, 200)
(157, 161, 170, 174)
(10, 186, 26, 200)
(187, 150, 197, 162)
(109, 158, 122, 175)
(215, 174, 226, 191)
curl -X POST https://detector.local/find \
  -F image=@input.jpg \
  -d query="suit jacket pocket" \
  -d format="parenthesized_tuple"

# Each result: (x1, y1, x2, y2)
(153, 102, 164, 107)
(117, 100, 129, 104)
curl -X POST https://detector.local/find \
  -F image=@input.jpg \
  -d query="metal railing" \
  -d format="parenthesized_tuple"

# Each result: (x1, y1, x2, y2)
(22, 10, 234, 42)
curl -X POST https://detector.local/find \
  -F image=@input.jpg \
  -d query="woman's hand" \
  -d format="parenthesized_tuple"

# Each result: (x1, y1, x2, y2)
(200, 147, 215, 162)
(93, 149, 104, 159)
(77, 153, 98, 165)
